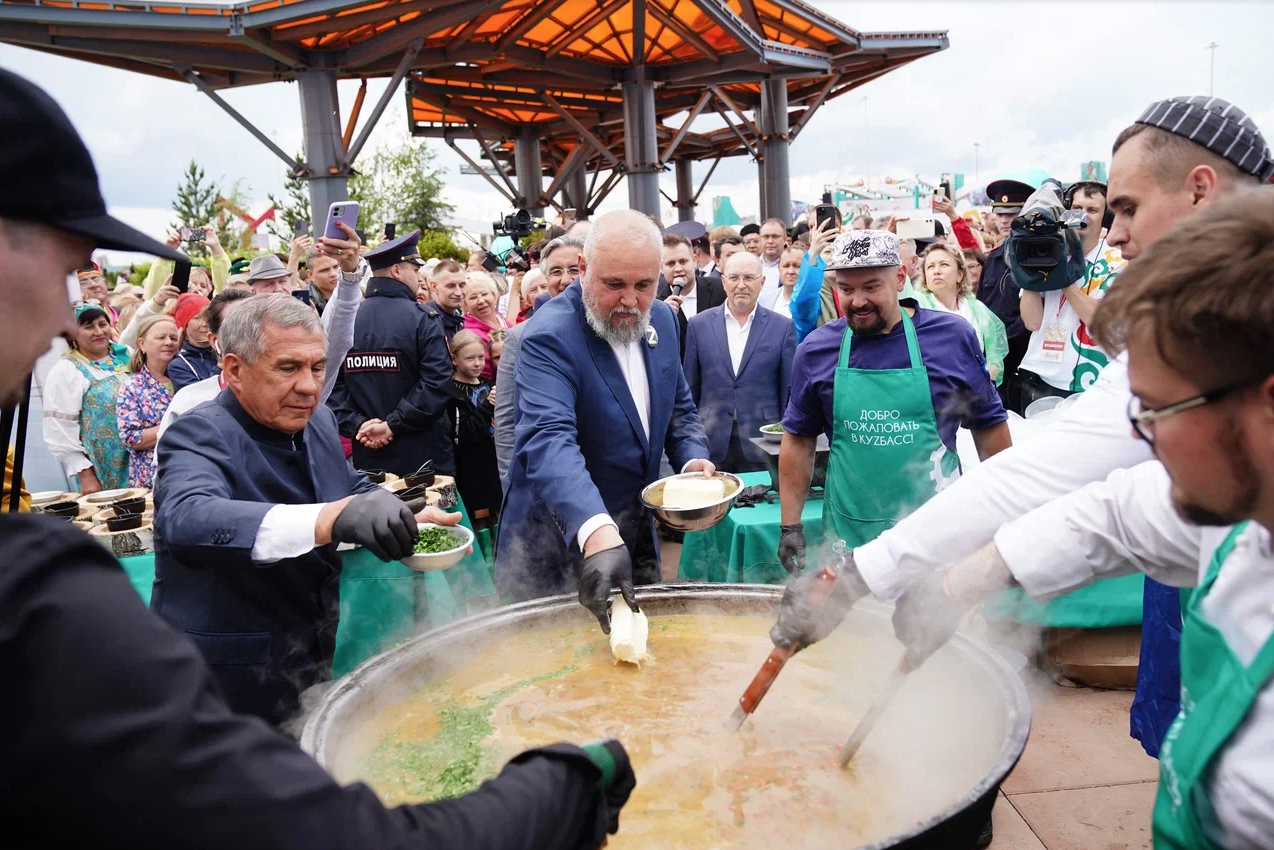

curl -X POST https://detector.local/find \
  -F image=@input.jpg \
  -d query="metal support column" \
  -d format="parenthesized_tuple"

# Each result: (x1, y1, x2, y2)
(514, 130, 544, 216)
(298, 69, 349, 232)
(622, 77, 661, 216)
(759, 78, 791, 223)
(566, 167, 589, 218)
(674, 157, 695, 222)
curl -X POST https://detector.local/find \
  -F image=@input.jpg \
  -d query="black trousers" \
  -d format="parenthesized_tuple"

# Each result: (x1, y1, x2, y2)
(720, 422, 766, 475)
(997, 333, 1030, 415)
(1018, 370, 1076, 415)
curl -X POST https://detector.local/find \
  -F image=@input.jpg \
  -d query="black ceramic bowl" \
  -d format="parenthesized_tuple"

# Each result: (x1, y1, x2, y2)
(396, 484, 429, 502)
(403, 471, 436, 488)
(44, 500, 80, 519)
(106, 513, 143, 532)
(112, 497, 146, 516)
(359, 469, 387, 484)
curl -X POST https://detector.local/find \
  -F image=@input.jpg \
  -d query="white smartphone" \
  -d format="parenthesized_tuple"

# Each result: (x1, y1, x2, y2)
(897, 216, 936, 240)
(323, 201, 361, 240)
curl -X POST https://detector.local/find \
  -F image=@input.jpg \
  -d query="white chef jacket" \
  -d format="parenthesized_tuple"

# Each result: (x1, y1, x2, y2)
(855, 352, 1153, 600)
(995, 461, 1274, 850)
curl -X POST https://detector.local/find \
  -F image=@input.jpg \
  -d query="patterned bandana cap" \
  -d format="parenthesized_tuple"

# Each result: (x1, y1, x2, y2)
(1136, 96, 1274, 181)
(826, 230, 901, 271)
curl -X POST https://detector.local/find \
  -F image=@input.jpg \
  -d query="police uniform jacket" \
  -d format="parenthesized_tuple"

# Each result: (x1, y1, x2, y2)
(975, 243, 1026, 340)
(327, 277, 455, 476)
(421, 299, 464, 344)
(151, 390, 379, 725)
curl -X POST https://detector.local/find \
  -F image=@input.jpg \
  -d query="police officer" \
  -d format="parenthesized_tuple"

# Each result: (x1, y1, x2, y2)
(327, 230, 454, 476)
(2, 67, 634, 850)
(977, 178, 1034, 413)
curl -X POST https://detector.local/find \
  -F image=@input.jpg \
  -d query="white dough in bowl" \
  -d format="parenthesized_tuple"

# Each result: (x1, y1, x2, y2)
(609, 604, 650, 666)
(662, 476, 725, 509)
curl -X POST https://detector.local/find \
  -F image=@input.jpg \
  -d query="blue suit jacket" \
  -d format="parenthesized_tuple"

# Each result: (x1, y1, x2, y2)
(496, 281, 709, 600)
(683, 304, 796, 466)
(152, 390, 377, 724)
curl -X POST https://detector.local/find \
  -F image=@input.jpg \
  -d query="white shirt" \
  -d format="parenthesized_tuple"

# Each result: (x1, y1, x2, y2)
(725, 304, 757, 375)
(680, 283, 699, 319)
(996, 461, 1274, 850)
(576, 337, 650, 551)
(759, 255, 782, 303)
(926, 294, 982, 347)
(770, 288, 793, 319)
(855, 352, 1152, 600)
(42, 356, 129, 477)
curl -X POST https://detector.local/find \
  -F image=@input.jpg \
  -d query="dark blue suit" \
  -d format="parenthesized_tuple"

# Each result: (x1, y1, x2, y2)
(496, 281, 709, 601)
(683, 304, 796, 469)
(152, 390, 378, 725)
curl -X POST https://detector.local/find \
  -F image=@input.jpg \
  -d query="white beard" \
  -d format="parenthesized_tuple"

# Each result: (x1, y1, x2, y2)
(582, 284, 650, 345)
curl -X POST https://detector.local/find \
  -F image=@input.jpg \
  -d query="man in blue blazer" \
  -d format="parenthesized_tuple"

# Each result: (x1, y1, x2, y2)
(154, 294, 460, 725)
(497, 211, 714, 632)
(684, 251, 797, 473)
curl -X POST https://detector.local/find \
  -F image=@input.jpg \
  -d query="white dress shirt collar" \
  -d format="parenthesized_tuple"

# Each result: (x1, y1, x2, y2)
(725, 303, 758, 375)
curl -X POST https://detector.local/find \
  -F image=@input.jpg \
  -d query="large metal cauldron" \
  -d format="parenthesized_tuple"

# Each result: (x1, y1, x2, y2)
(302, 584, 1031, 850)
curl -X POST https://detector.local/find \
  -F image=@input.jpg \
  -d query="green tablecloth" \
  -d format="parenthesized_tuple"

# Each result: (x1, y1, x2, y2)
(676, 471, 1143, 629)
(119, 496, 497, 678)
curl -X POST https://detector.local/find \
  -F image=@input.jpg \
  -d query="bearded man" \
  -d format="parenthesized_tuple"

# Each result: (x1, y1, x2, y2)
(496, 210, 713, 631)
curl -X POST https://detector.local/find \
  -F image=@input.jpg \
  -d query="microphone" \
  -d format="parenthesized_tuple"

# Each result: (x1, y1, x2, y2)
(671, 275, 686, 297)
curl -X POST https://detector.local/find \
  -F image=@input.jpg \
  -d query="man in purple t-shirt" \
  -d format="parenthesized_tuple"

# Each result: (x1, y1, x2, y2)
(776, 230, 1011, 577)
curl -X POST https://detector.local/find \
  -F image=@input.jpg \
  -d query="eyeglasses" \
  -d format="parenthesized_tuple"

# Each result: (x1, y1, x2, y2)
(723, 273, 762, 284)
(1127, 376, 1264, 445)
(546, 266, 580, 280)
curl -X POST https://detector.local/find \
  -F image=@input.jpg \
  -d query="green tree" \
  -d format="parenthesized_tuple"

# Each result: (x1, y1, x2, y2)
(127, 262, 152, 288)
(416, 230, 469, 263)
(267, 156, 311, 243)
(170, 159, 220, 259)
(349, 137, 454, 236)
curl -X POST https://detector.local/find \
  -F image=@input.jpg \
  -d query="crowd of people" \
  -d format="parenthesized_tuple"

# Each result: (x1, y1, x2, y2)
(7, 59, 1274, 850)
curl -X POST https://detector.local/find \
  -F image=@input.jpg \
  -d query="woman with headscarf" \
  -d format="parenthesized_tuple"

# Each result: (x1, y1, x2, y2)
(43, 304, 132, 494)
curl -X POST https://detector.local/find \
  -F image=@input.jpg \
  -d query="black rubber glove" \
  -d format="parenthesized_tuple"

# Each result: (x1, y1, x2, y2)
(578, 545, 638, 635)
(581, 739, 637, 835)
(777, 522, 806, 575)
(331, 488, 419, 562)
(892, 568, 968, 671)
(770, 554, 869, 649)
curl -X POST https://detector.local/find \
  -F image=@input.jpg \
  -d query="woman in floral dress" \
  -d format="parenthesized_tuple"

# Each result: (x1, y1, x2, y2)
(116, 314, 181, 489)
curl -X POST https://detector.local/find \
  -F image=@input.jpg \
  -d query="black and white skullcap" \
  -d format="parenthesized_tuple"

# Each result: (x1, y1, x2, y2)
(1136, 96, 1274, 182)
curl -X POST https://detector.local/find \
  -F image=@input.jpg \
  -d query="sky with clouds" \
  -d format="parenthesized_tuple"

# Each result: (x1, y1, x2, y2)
(3, 0, 1271, 263)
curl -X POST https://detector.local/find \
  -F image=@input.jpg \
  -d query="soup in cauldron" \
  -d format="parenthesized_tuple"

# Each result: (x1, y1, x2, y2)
(345, 614, 1004, 849)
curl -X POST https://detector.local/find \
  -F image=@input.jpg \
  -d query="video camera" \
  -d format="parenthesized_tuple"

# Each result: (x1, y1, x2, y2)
(1004, 184, 1089, 292)
(484, 208, 547, 273)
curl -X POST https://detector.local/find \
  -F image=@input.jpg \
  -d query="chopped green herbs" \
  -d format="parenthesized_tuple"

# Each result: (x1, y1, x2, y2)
(414, 526, 461, 554)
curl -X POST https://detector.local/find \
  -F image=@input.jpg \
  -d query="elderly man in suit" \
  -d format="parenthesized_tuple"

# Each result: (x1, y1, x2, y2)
(684, 250, 796, 473)
(497, 211, 713, 633)
(154, 294, 460, 725)
(656, 231, 726, 360)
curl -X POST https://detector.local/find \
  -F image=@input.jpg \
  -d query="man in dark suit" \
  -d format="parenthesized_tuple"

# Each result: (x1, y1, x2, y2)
(497, 211, 713, 632)
(684, 250, 796, 473)
(707, 234, 745, 280)
(154, 294, 455, 725)
(656, 231, 726, 359)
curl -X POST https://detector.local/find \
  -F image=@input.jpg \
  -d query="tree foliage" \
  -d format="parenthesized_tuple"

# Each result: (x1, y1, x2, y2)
(349, 138, 454, 237)
(170, 159, 220, 259)
(267, 156, 311, 243)
(416, 230, 469, 263)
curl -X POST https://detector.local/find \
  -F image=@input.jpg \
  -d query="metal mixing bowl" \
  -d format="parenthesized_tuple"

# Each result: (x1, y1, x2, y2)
(640, 471, 742, 532)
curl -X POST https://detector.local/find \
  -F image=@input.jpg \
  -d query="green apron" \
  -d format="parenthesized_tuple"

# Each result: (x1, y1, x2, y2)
(823, 310, 958, 549)
(1153, 521, 1274, 849)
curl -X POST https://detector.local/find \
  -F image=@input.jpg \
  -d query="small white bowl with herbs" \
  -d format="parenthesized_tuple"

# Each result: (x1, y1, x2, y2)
(401, 523, 474, 571)
(759, 423, 785, 443)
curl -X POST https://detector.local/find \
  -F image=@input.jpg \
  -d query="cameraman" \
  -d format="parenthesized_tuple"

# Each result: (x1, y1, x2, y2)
(1018, 182, 1126, 407)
